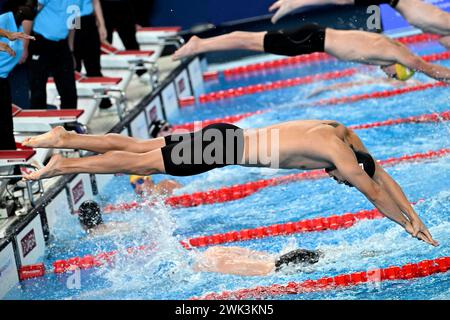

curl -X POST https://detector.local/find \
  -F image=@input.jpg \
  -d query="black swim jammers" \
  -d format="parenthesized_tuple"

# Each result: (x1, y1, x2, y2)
(354, 0, 400, 8)
(161, 123, 245, 177)
(263, 23, 326, 57)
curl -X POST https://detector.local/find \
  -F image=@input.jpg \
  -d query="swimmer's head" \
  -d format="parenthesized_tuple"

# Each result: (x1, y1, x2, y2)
(326, 149, 376, 187)
(381, 63, 415, 81)
(275, 249, 322, 273)
(149, 120, 172, 138)
(78, 200, 103, 230)
(129, 175, 153, 195)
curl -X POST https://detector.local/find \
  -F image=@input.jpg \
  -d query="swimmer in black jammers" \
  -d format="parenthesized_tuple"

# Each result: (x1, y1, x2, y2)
(22, 120, 438, 247)
(172, 23, 450, 83)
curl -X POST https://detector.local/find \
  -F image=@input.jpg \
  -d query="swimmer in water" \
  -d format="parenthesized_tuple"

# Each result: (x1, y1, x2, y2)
(194, 246, 322, 276)
(78, 200, 131, 237)
(268, 0, 450, 50)
(171, 24, 450, 83)
(129, 175, 182, 197)
(306, 77, 422, 98)
(22, 121, 438, 246)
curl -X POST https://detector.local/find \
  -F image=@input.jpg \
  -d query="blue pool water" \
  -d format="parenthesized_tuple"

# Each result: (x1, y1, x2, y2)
(5, 39, 449, 300)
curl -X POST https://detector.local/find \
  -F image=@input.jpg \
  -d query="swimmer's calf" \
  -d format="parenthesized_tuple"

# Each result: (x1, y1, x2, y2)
(175, 304, 209, 318)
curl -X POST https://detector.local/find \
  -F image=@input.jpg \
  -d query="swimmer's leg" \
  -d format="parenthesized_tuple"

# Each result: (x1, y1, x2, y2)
(22, 126, 166, 154)
(23, 149, 166, 180)
(439, 36, 450, 50)
(172, 32, 266, 60)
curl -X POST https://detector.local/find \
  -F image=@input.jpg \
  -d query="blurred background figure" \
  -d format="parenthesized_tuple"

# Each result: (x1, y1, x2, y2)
(74, 0, 107, 77)
(28, 0, 83, 109)
(100, 0, 139, 50)
(74, 0, 112, 109)
(130, 0, 153, 28)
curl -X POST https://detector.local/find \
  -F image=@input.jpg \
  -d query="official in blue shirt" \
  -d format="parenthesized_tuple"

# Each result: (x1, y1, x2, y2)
(0, 8, 35, 150)
(28, 0, 84, 109)
(74, 0, 106, 77)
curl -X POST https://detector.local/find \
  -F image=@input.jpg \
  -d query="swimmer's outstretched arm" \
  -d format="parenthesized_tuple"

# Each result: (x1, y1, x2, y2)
(394, 0, 450, 36)
(23, 149, 166, 180)
(394, 45, 450, 83)
(172, 32, 266, 60)
(332, 136, 438, 246)
(22, 126, 166, 154)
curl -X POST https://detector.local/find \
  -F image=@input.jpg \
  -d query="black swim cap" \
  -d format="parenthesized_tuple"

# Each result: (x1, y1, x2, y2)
(326, 149, 376, 178)
(275, 249, 322, 272)
(149, 120, 170, 138)
(78, 200, 103, 230)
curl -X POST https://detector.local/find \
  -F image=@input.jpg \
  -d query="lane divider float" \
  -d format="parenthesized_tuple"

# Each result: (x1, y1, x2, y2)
(101, 148, 450, 213)
(192, 256, 450, 300)
(192, 52, 450, 105)
(17, 202, 420, 280)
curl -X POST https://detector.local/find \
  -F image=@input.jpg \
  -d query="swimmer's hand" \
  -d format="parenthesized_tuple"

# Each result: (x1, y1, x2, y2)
(405, 221, 439, 247)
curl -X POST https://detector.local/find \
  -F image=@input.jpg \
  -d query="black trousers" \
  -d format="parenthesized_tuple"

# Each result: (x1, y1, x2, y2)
(74, 14, 102, 77)
(0, 78, 16, 150)
(101, 0, 140, 50)
(28, 34, 78, 109)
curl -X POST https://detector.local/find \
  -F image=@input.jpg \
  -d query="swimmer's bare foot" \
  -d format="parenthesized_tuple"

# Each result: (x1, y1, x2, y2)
(22, 126, 69, 149)
(172, 36, 201, 60)
(439, 36, 450, 50)
(23, 154, 63, 180)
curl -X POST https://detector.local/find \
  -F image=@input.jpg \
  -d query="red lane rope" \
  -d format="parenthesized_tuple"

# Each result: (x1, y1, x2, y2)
(348, 111, 450, 130)
(172, 110, 266, 132)
(101, 148, 449, 213)
(17, 202, 420, 279)
(217, 34, 442, 78)
(199, 68, 358, 103)
(197, 52, 450, 104)
(183, 207, 385, 249)
(316, 82, 448, 106)
(192, 256, 450, 300)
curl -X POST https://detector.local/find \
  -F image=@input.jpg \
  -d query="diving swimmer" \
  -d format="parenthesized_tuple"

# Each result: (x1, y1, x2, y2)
(172, 24, 450, 83)
(21, 121, 438, 247)
(268, 0, 450, 49)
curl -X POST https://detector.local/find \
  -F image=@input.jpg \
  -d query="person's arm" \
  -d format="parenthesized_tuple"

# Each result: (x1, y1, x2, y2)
(347, 130, 437, 244)
(329, 139, 438, 246)
(0, 28, 35, 41)
(19, 21, 34, 64)
(395, 0, 450, 35)
(395, 46, 450, 83)
(92, 0, 108, 43)
(269, 0, 351, 23)
(0, 42, 15, 56)
(373, 165, 436, 243)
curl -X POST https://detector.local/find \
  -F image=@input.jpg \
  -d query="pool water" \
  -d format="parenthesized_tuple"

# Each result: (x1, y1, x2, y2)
(5, 39, 449, 300)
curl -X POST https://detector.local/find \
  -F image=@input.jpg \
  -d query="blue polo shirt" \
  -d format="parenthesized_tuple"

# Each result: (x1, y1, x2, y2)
(0, 12, 23, 78)
(81, 0, 93, 17)
(33, 0, 84, 41)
